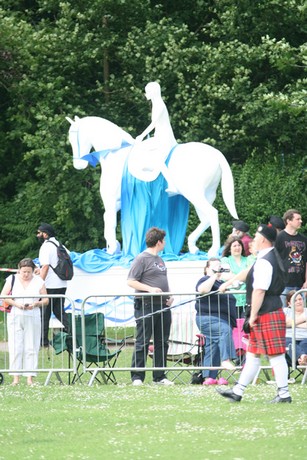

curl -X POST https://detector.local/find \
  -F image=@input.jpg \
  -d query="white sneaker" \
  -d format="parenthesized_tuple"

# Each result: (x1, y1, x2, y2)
(154, 378, 174, 386)
(132, 379, 143, 386)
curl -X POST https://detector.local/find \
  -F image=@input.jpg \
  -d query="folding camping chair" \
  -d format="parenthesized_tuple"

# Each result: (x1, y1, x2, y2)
(165, 333, 206, 384)
(285, 352, 305, 383)
(250, 348, 307, 386)
(52, 313, 128, 385)
(277, 345, 307, 384)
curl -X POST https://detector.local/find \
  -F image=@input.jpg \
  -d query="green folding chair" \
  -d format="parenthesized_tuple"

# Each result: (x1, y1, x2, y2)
(53, 312, 127, 385)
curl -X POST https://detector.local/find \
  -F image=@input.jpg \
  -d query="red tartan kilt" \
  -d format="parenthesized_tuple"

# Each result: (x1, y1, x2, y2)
(248, 309, 286, 356)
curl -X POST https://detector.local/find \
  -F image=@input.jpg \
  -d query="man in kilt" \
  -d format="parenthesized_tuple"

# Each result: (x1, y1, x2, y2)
(217, 224, 292, 403)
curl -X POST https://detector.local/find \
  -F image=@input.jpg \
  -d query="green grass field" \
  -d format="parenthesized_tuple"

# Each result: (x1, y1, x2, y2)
(1, 312, 307, 459)
(1, 382, 307, 460)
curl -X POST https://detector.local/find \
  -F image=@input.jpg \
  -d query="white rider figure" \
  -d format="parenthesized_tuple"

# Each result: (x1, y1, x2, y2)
(135, 82, 178, 196)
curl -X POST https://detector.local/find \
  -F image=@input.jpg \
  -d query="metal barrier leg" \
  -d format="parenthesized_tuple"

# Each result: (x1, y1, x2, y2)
(55, 372, 64, 385)
(45, 371, 53, 386)
(252, 367, 262, 385)
(88, 370, 98, 386)
(300, 366, 307, 385)
(251, 366, 273, 385)
(44, 370, 64, 386)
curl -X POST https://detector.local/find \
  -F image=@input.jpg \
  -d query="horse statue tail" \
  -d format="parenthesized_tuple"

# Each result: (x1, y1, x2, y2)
(218, 153, 239, 219)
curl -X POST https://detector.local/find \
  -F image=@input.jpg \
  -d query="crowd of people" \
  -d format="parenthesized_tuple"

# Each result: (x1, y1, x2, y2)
(127, 208, 306, 400)
(1, 208, 306, 396)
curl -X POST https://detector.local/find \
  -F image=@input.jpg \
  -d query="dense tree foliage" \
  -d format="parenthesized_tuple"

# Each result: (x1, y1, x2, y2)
(0, 0, 306, 269)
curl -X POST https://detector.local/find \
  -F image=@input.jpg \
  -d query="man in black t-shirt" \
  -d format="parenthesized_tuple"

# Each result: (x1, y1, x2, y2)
(127, 227, 173, 386)
(275, 209, 307, 306)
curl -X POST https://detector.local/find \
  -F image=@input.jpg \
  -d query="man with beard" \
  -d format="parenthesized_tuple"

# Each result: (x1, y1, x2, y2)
(37, 223, 70, 347)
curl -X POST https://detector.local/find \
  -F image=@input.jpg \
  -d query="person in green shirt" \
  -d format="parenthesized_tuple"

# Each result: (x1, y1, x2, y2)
(221, 236, 253, 318)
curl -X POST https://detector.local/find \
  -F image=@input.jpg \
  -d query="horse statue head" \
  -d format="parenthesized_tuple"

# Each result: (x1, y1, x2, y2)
(66, 115, 135, 172)
(66, 116, 91, 170)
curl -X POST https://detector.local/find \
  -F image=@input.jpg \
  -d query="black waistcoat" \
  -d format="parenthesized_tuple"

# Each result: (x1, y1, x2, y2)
(246, 248, 286, 315)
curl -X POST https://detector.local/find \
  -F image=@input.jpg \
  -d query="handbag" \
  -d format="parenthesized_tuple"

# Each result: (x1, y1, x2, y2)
(0, 275, 15, 313)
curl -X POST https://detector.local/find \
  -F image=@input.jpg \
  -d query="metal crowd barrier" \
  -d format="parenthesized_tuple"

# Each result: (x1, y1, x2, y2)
(0, 294, 76, 386)
(76, 291, 245, 386)
(1, 290, 306, 386)
(77, 289, 307, 386)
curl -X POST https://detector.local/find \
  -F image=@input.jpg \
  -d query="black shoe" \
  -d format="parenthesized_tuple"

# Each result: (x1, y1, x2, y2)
(268, 395, 292, 404)
(216, 388, 242, 402)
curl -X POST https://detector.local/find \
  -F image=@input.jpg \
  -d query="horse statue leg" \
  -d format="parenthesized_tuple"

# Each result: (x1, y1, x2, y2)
(103, 208, 121, 254)
(172, 142, 237, 256)
(100, 166, 121, 255)
(187, 198, 221, 257)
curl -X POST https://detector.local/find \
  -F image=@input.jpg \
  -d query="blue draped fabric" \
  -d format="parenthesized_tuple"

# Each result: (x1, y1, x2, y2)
(69, 249, 133, 271)
(36, 247, 223, 274)
(79, 140, 189, 257)
(80, 140, 132, 167)
(120, 148, 190, 257)
(68, 249, 213, 273)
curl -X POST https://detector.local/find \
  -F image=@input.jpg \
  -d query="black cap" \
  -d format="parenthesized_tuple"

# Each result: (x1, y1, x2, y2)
(38, 223, 56, 237)
(269, 215, 285, 231)
(232, 220, 249, 233)
(256, 224, 277, 243)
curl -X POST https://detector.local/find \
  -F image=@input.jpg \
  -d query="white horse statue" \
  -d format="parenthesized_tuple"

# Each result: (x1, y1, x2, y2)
(66, 115, 238, 257)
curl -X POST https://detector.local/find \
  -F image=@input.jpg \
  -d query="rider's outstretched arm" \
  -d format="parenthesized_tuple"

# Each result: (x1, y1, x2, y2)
(136, 120, 156, 142)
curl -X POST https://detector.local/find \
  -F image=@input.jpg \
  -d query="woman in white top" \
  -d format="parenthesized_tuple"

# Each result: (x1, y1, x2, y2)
(284, 290, 307, 365)
(1, 258, 48, 385)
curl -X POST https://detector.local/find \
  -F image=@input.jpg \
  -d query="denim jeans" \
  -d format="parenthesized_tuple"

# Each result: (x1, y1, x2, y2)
(196, 315, 236, 379)
(286, 337, 307, 363)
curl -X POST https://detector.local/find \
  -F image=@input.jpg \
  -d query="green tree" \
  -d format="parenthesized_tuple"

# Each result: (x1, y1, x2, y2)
(0, 0, 306, 267)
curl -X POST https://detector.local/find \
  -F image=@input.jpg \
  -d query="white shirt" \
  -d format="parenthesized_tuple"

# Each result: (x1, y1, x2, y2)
(9, 274, 44, 317)
(252, 247, 274, 291)
(284, 307, 307, 339)
(39, 237, 67, 289)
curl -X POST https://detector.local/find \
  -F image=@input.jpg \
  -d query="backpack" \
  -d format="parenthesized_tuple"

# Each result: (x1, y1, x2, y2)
(47, 240, 74, 281)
